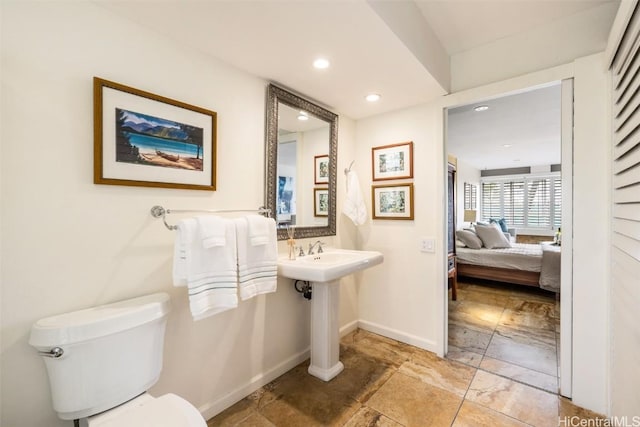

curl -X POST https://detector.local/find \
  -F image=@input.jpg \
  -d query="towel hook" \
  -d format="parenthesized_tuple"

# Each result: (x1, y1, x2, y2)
(344, 160, 355, 175)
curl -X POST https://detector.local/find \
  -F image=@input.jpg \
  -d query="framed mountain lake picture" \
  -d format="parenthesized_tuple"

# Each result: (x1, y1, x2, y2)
(93, 77, 217, 190)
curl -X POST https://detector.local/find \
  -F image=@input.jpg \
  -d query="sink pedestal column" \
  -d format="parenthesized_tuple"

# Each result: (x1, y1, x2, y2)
(308, 280, 344, 381)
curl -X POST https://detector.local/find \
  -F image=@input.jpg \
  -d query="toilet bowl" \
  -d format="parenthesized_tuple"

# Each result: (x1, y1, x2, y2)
(87, 393, 205, 427)
(29, 293, 206, 426)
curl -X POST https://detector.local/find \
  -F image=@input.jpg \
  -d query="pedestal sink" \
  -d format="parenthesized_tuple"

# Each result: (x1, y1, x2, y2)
(277, 248, 383, 381)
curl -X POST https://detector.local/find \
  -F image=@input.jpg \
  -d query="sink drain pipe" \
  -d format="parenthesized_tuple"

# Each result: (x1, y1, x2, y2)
(293, 280, 312, 300)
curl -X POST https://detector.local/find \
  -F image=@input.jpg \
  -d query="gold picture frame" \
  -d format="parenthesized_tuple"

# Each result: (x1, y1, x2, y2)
(314, 188, 329, 217)
(314, 154, 329, 185)
(371, 141, 413, 181)
(372, 183, 414, 220)
(94, 77, 217, 190)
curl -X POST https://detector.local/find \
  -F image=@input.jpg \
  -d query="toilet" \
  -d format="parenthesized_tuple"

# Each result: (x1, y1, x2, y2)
(29, 293, 206, 426)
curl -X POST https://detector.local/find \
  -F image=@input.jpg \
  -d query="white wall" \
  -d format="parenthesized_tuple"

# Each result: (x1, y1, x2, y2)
(335, 115, 361, 333)
(355, 104, 443, 352)
(0, 2, 350, 425)
(356, 57, 611, 414)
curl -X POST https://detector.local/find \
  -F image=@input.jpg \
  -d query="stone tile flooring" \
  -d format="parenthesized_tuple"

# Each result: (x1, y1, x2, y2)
(447, 279, 560, 393)
(208, 290, 606, 426)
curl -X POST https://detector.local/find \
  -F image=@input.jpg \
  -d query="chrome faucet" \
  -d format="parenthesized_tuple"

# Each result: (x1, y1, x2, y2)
(308, 240, 325, 255)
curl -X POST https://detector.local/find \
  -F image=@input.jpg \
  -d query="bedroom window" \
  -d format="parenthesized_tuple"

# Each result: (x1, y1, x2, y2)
(464, 182, 477, 210)
(480, 175, 561, 229)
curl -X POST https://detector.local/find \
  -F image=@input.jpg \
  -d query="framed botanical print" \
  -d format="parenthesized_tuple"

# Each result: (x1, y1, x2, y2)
(315, 154, 329, 184)
(314, 188, 329, 217)
(372, 183, 414, 220)
(371, 141, 413, 181)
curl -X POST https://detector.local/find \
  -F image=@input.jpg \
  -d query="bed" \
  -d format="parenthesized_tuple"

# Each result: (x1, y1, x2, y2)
(456, 243, 561, 292)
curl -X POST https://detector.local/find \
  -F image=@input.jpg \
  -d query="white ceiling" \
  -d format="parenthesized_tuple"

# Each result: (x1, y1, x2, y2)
(447, 83, 562, 171)
(95, 0, 617, 170)
(95, 0, 617, 120)
(415, 0, 612, 54)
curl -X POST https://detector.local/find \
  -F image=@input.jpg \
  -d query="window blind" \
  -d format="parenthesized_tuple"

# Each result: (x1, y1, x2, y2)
(481, 182, 501, 219)
(480, 176, 561, 229)
(464, 182, 477, 210)
(609, 1, 640, 417)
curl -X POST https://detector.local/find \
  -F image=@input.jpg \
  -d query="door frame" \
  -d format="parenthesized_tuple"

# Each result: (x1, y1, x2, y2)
(439, 75, 574, 398)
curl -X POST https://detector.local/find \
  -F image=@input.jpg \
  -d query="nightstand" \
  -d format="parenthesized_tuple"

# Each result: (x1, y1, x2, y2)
(448, 253, 457, 301)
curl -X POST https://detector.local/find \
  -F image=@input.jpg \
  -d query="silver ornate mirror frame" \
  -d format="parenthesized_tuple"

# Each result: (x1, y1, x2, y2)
(265, 84, 338, 241)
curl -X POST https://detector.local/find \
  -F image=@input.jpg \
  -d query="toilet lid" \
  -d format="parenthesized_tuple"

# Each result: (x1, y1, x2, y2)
(88, 393, 206, 427)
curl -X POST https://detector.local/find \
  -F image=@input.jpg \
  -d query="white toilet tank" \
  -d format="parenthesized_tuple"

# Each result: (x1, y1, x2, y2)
(29, 293, 171, 420)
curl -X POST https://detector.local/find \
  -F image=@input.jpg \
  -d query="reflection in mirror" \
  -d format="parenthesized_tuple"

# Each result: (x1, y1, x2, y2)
(276, 103, 329, 228)
(265, 84, 338, 241)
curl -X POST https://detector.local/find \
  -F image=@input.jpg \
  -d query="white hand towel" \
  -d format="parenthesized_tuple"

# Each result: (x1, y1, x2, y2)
(173, 217, 239, 320)
(343, 170, 367, 226)
(246, 215, 269, 246)
(197, 215, 226, 248)
(235, 216, 278, 300)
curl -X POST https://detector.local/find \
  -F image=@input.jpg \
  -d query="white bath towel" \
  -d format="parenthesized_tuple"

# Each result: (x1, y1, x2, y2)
(235, 216, 278, 300)
(246, 215, 270, 245)
(173, 217, 239, 320)
(197, 215, 227, 248)
(343, 170, 367, 226)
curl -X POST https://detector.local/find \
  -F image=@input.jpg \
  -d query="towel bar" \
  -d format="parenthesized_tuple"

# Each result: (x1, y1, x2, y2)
(150, 205, 271, 231)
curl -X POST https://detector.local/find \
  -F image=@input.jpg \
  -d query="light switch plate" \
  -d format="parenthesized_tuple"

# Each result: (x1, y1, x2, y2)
(420, 237, 435, 253)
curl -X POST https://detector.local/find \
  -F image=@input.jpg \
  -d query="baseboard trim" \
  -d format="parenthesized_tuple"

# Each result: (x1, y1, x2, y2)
(339, 319, 359, 337)
(199, 319, 437, 420)
(357, 320, 439, 353)
(198, 347, 310, 421)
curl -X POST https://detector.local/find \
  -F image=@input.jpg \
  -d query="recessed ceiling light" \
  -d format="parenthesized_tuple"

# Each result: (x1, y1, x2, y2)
(297, 112, 309, 121)
(503, 144, 512, 148)
(313, 58, 330, 69)
(474, 105, 489, 112)
(365, 93, 381, 102)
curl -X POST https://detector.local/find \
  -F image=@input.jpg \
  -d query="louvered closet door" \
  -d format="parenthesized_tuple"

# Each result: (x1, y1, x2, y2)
(609, 0, 640, 416)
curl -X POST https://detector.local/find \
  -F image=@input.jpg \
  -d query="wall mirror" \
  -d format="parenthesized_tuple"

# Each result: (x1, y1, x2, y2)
(265, 84, 338, 240)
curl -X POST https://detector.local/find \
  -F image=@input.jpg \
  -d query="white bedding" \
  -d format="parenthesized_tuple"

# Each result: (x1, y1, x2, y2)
(539, 245, 561, 292)
(456, 243, 543, 272)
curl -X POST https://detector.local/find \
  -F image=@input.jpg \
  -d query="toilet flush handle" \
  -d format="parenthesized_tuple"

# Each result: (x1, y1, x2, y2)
(38, 347, 64, 358)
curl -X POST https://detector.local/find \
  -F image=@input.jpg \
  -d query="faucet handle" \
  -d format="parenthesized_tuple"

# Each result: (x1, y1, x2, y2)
(308, 240, 326, 255)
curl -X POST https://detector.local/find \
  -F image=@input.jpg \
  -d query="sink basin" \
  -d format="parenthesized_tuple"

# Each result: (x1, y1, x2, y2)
(278, 248, 383, 282)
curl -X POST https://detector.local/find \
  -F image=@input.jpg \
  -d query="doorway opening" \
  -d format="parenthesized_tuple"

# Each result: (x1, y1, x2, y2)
(444, 80, 573, 397)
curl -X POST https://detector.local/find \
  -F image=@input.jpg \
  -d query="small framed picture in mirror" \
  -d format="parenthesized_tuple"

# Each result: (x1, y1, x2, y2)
(314, 188, 329, 217)
(315, 154, 329, 184)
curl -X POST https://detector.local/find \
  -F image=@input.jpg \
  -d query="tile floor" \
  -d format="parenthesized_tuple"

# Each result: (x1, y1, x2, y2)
(208, 280, 605, 426)
(447, 279, 560, 393)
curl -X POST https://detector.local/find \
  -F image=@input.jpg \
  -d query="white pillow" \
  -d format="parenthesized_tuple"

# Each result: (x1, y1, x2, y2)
(475, 223, 512, 249)
(455, 229, 483, 249)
